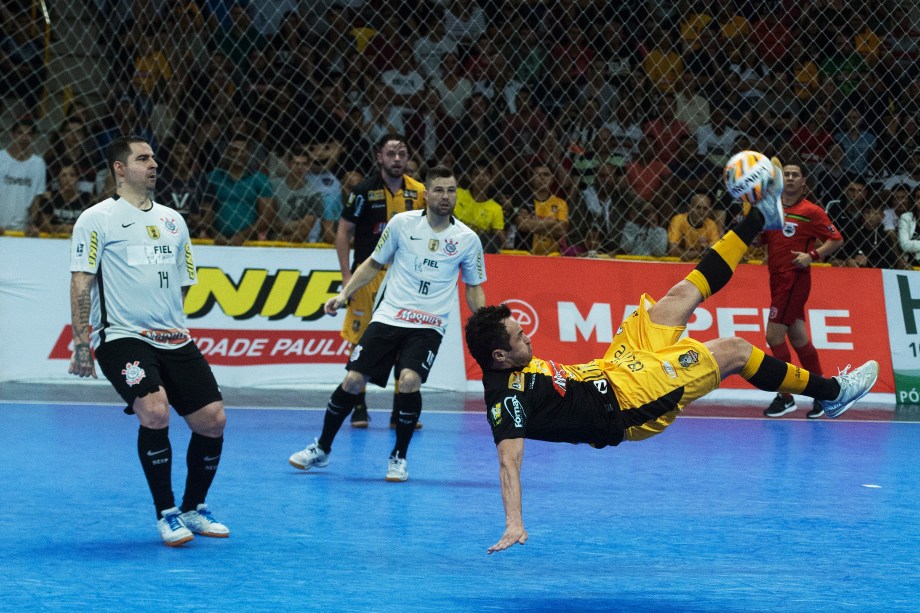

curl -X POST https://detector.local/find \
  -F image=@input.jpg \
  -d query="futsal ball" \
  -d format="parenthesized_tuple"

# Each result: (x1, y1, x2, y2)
(723, 150, 777, 205)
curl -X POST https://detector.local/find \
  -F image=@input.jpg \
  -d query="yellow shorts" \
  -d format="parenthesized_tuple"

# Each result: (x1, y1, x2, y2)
(596, 294, 721, 442)
(340, 270, 385, 345)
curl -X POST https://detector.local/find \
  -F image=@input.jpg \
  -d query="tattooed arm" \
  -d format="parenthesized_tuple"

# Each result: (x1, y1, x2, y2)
(68, 271, 97, 378)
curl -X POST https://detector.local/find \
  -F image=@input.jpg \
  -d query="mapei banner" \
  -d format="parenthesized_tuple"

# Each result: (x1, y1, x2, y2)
(462, 255, 896, 394)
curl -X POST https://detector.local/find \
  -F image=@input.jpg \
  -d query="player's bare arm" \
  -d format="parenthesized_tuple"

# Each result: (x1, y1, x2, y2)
(489, 437, 528, 554)
(791, 238, 844, 269)
(68, 271, 97, 378)
(465, 284, 486, 313)
(325, 256, 383, 315)
(335, 218, 357, 286)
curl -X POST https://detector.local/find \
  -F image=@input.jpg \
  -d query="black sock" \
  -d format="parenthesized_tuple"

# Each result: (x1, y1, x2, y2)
(181, 433, 223, 512)
(391, 391, 422, 459)
(318, 385, 359, 452)
(137, 425, 174, 517)
(734, 207, 765, 245)
(354, 391, 366, 412)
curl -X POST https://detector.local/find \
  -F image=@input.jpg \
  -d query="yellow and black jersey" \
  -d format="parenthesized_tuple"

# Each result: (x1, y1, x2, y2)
(341, 173, 425, 272)
(482, 357, 625, 449)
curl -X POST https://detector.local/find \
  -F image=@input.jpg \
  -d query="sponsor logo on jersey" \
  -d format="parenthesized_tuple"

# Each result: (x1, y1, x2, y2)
(547, 360, 567, 396)
(661, 360, 677, 379)
(140, 328, 192, 345)
(121, 361, 146, 386)
(161, 217, 179, 235)
(508, 372, 524, 391)
(678, 349, 700, 368)
(394, 308, 443, 327)
(75, 242, 84, 257)
(403, 189, 418, 200)
(146, 225, 160, 239)
(368, 190, 385, 201)
(88, 231, 98, 266)
(490, 402, 502, 426)
(443, 238, 458, 256)
(503, 395, 525, 428)
(428, 239, 439, 253)
(374, 227, 390, 253)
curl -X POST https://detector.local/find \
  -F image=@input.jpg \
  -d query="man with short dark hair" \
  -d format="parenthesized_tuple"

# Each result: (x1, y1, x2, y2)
(69, 135, 229, 546)
(0, 118, 46, 235)
(289, 165, 487, 482)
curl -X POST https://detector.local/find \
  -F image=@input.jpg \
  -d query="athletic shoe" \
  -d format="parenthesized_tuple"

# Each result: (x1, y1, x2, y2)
(806, 401, 825, 419)
(351, 404, 369, 428)
(288, 438, 330, 470)
(757, 158, 785, 231)
(158, 506, 193, 547)
(385, 455, 408, 482)
(764, 393, 796, 417)
(389, 410, 423, 430)
(180, 503, 230, 538)
(818, 360, 879, 419)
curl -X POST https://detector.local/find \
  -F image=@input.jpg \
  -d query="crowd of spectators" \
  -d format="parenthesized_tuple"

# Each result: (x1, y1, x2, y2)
(3, 0, 920, 269)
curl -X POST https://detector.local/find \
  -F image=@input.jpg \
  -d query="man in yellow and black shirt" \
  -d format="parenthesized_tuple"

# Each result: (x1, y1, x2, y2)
(465, 175, 879, 554)
(335, 133, 425, 427)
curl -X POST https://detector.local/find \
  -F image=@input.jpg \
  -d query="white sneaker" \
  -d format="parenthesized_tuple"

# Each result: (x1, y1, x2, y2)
(818, 360, 880, 419)
(289, 438, 330, 470)
(385, 455, 408, 482)
(158, 506, 193, 547)
(180, 503, 229, 538)
(756, 157, 785, 230)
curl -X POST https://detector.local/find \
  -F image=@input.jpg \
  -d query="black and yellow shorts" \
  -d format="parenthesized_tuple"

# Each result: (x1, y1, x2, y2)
(340, 269, 385, 345)
(596, 293, 720, 442)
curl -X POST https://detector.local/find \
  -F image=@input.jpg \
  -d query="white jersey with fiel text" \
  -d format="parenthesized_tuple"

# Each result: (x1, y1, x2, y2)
(369, 209, 486, 335)
(70, 196, 197, 349)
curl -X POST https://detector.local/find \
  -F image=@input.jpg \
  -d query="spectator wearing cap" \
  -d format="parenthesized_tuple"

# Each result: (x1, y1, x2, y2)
(0, 118, 46, 235)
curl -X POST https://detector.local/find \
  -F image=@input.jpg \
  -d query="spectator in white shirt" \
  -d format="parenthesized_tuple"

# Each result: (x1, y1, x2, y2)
(0, 117, 46, 235)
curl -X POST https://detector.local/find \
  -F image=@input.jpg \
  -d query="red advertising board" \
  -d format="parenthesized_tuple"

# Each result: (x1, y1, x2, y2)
(462, 255, 894, 392)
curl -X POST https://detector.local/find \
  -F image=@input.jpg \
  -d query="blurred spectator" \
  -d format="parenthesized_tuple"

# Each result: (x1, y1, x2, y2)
(250, 0, 299, 38)
(364, 13, 409, 73)
(900, 187, 920, 267)
(785, 40, 821, 104)
(0, 118, 45, 235)
(625, 136, 672, 206)
(413, 16, 458, 80)
(562, 98, 606, 188)
(620, 201, 669, 257)
(811, 143, 855, 204)
(880, 148, 920, 193)
(511, 21, 545, 86)
(579, 57, 619, 121)
(444, 0, 486, 45)
(883, 5, 920, 69)
(668, 191, 720, 260)
(549, 20, 594, 82)
(604, 98, 644, 164)
(213, 3, 266, 74)
(158, 140, 215, 238)
(473, 52, 523, 116)
(695, 105, 745, 168)
(672, 72, 711, 133)
(750, 7, 792, 67)
(96, 96, 158, 167)
(679, 5, 714, 53)
(207, 136, 273, 245)
(44, 117, 96, 195)
(516, 164, 569, 256)
(643, 94, 690, 166)
(729, 40, 771, 104)
(0, 6, 47, 111)
(168, 2, 213, 71)
(580, 162, 642, 254)
(315, 5, 358, 75)
(381, 53, 426, 120)
(452, 92, 500, 176)
(791, 106, 834, 167)
(642, 26, 684, 93)
(536, 58, 579, 120)
(499, 87, 548, 184)
(465, 33, 501, 84)
(684, 21, 731, 96)
(666, 133, 716, 206)
(827, 178, 903, 269)
(131, 28, 174, 110)
(873, 114, 919, 181)
(361, 92, 406, 146)
(305, 141, 345, 241)
(268, 149, 324, 242)
(843, 69, 889, 137)
(851, 9, 883, 64)
(430, 51, 474, 121)
(820, 31, 869, 98)
(835, 107, 876, 177)
(31, 160, 92, 235)
(454, 159, 505, 253)
(884, 183, 912, 231)
(405, 88, 455, 165)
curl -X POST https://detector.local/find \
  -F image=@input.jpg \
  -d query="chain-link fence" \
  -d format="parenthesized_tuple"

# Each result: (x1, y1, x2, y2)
(2, 1, 920, 267)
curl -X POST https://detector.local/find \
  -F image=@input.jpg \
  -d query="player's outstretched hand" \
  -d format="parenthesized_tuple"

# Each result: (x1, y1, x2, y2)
(488, 526, 528, 554)
(68, 346, 97, 379)
(324, 293, 347, 316)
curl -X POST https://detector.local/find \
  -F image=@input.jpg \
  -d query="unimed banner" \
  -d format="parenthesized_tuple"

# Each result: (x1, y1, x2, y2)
(461, 255, 895, 393)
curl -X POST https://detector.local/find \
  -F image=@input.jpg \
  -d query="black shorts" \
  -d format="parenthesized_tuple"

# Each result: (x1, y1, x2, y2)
(347, 322, 443, 388)
(95, 337, 222, 416)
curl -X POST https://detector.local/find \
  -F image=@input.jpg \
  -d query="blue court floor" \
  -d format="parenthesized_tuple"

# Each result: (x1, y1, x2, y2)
(1, 385, 919, 613)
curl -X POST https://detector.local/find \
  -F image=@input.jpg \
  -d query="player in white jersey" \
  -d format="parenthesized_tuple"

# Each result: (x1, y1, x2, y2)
(69, 135, 229, 547)
(289, 165, 487, 481)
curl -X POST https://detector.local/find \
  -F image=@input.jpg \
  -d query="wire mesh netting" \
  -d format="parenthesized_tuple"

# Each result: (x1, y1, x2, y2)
(2, 0, 920, 267)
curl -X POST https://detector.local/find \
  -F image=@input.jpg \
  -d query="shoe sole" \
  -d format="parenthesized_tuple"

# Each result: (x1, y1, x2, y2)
(195, 531, 230, 538)
(351, 421, 369, 428)
(288, 459, 329, 470)
(807, 411, 824, 419)
(385, 475, 408, 482)
(163, 534, 193, 547)
(764, 406, 796, 417)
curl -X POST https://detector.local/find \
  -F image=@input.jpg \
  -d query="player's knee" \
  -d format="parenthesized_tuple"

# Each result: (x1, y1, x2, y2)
(342, 371, 366, 394)
(397, 370, 422, 393)
(725, 337, 753, 371)
(197, 403, 227, 437)
(134, 388, 170, 428)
